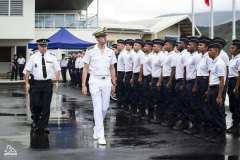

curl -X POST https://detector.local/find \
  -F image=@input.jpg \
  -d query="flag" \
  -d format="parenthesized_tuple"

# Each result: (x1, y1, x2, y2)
(205, 0, 210, 6)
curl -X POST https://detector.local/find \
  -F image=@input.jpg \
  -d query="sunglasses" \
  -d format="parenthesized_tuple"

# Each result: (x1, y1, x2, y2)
(39, 44, 48, 48)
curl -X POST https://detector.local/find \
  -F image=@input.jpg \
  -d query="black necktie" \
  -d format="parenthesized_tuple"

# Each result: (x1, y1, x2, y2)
(42, 54, 47, 78)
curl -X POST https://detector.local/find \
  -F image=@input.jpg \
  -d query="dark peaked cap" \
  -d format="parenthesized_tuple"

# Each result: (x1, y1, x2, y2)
(125, 39, 134, 45)
(213, 37, 226, 48)
(37, 39, 49, 45)
(232, 39, 240, 47)
(134, 39, 144, 46)
(117, 39, 125, 44)
(144, 40, 153, 46)
(153, 39, 164, 45)
(208, 42, 222, 49)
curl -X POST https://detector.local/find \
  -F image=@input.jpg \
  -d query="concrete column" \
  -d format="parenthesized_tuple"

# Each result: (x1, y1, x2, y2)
(11, 46, 16, 59)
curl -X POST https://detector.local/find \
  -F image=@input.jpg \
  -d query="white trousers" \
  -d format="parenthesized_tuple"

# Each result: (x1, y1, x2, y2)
(89, 76, 112, 138)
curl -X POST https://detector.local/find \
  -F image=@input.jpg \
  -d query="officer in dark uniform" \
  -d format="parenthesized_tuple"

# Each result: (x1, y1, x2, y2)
(10, 55, 18, 80)
(227, 39, 240, 135)
(68, 52, 77, 86)
(24, 39, 61, 148)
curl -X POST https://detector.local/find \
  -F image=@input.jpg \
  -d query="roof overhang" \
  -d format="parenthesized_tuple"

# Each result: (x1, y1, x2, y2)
(35, 0, 94, 11)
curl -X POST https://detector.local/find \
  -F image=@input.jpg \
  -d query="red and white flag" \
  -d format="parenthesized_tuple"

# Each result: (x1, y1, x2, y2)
(204, 0, 210, 7)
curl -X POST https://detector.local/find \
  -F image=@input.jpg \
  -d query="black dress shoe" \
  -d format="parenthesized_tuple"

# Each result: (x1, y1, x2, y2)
(230, 126, 240, 136)
(44, 128, 50, 134)
(172, 120, 184, 130)
(30, 128, 49, 149)
(183, 125, 199, 135)
(227, 126, 235, 134)
(161, 120, 175, 127)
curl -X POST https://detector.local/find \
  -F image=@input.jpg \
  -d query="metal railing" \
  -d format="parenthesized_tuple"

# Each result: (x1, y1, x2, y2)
(35, 12, 98, 29)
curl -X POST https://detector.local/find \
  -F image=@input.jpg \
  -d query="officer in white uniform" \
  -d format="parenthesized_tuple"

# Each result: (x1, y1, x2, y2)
(75, 52, 84, 87)
(172, 37, 190, 130)
(213, 37, 230, 66)
(140, 40, 153, 117)
(17, 55, 26, 80)
(82, 29, 117, 145)
(24, 39, 61, 148)
(227, 39, 240, 135)
(213, 37, 230, 106)
(150, 39, 165, 119)
(195, 36, 212, 133)
(183, 37, 202, 135)
(60, 54, 68, 83)
(116, 39, 126, 106)
(207, 42, 227, 142)
(131, 39, 145, 114)
(160, 38, 177, 126)
(123, 39, 134, 108)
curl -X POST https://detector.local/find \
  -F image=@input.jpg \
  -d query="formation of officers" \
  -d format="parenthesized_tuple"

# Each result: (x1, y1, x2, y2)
(111, 36, 240, 143)
(60, 51, 85, 87)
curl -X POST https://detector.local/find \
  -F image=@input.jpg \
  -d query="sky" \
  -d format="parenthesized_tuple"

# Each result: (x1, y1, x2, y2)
(88, 0, 240, 21)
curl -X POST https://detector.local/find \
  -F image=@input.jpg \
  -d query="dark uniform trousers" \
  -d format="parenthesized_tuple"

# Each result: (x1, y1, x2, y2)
(124, 71, 133, 106)
(228, 77, 240, 126)
(76, 68, 83, 87)
(132, 73, 142, 109)
(18, 64, 25, 80)
(116, 71, 125, 105)
(184, 80, 197, 123)
(196, 76, 211, 128)
(174, 79, 186, 121)
(207, 85, 226, 132)
(162, 77, 176, 120)
(68, 59, 76, 86)
(61, 67, 67, 83)
(11, 65, 18, 80)
(30, 80, 53, 129)
(142, 75, 152, 110)
(151, 78, 160, 107)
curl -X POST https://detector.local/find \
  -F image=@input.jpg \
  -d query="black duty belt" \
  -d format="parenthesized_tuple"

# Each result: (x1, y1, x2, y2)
(197, 76, 209, 80)
(209, 85, 219, 89)
(33, 79, 52, 83)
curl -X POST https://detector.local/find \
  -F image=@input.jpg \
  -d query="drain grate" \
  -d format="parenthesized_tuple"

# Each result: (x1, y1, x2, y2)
(0, 113, 26, 116)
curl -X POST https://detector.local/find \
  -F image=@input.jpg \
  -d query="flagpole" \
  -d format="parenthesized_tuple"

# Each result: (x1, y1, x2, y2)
(232, 0, 236, 40)
(192, 0, 195, 36)
(210, 0, 214, 39)
(97, 0, 99, 28)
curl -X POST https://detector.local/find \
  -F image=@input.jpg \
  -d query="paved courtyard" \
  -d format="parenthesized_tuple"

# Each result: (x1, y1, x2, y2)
(0, 83, 239, 160)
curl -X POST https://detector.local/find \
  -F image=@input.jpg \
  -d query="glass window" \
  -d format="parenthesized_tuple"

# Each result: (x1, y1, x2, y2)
(55, 14, 64, 28)
(65, 14, 75, 28)
(45, 14, 54, 28)
(36, 15, 45, 28)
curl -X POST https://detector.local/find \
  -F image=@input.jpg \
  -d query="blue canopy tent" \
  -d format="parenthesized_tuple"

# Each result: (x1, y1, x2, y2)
(28, 27, 95, 49)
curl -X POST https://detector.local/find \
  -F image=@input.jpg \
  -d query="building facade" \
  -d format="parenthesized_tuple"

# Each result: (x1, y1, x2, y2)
(0, 0, 201, 75)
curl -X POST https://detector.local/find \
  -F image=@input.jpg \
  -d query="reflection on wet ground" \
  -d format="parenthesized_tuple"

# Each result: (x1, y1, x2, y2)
(0, 84, 240, 160)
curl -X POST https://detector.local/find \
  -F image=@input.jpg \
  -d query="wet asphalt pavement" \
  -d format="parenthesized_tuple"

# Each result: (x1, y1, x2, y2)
(0, 84, 240, 160)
